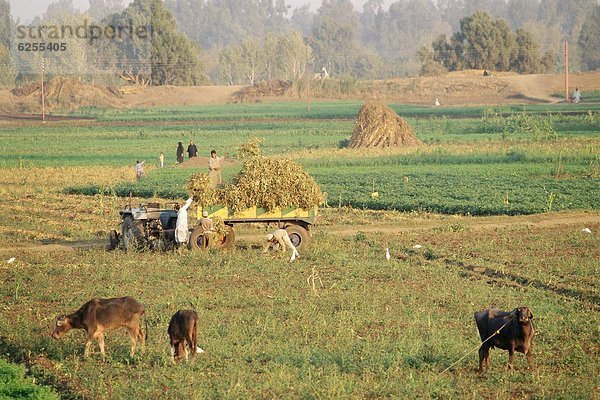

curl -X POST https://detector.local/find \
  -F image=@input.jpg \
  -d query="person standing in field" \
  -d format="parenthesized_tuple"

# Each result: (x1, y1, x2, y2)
(159, 152, 164, 168)
(573, 88, 581, 104)
(187, 141, 198, 158)
(208, 150, 228, 187)
(263, 228, 299, 262)
(175, 197, 194, 247)
(135, 160, 145, 180)
(176, 142, 184, 163)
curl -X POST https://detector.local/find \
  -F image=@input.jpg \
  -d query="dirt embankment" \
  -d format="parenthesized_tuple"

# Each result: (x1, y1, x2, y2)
(1, 71, 599, 114)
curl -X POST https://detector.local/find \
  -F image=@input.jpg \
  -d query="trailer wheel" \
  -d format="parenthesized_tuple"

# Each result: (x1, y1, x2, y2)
(285, 224, 311, 250)
(121, 216, 146, 251)
(188, 226, 208, 251)
(215, 226, 235, 249)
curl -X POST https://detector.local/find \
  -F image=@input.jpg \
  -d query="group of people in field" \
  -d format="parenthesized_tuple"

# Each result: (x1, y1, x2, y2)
(135, 140, 227, 187)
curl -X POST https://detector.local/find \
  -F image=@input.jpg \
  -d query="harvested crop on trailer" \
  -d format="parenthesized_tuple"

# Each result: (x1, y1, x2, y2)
(187, 173, 216, 206)
(237, 137, 263, 160)
(228, 156, 324, 211)
(188, 140, 324, 212)
(349, 101, 421, 148)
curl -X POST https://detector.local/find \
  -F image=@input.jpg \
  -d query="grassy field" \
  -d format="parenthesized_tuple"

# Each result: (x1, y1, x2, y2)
(0, 101, 599, 399)
(0, 358, 59, 400)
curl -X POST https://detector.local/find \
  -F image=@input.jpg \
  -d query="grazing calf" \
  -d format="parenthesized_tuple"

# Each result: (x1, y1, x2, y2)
(52, 296, 146, 360)
(168, 310, 202, 363)
(474, 306, 535, 373)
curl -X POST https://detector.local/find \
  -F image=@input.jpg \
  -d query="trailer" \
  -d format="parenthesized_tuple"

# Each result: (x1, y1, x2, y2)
(190, 205, 318, 251)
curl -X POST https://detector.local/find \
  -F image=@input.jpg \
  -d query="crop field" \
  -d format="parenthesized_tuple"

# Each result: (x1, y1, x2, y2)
(0, 100, 599, 399)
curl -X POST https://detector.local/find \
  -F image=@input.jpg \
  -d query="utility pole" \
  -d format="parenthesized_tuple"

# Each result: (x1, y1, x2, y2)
(564, 41, 569, 102)
(305, 45, 311, 112)
(41, 57, 46, 123)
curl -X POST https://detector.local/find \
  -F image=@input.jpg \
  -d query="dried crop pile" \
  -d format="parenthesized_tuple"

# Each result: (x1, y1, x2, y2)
(349, 102, 421, 148)
(234, 79, 291, 102)
(188, 155, 324, 212)
(12, 78, 122, 110)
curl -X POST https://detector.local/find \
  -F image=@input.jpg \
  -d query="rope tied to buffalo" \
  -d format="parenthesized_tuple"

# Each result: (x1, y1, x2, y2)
(439, 314, 515, 375)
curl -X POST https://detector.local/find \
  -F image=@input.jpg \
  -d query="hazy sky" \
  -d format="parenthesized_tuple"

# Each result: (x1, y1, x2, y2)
(9, 0, 396, 23)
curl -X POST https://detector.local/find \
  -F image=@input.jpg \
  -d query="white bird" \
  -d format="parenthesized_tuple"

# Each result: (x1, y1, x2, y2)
(582, 228, 592, 234)
(196, 346, 205, 354)
(6, 257, 15, 264)
(413, 244, 423, 249)
(385, 247, 391, 261)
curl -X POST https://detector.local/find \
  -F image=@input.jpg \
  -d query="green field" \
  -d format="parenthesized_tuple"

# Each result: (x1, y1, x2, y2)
(0, 100, 599, 399)
(4, 101, 591, 215)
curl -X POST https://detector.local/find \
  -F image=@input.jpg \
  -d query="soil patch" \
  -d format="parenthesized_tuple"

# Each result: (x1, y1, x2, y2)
(176, 156, 238, 169)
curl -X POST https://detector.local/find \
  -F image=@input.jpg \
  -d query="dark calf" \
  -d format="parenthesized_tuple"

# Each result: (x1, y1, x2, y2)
(52, 296, 146, 360)
(474, 306, 535, 373)
(168, 310, 200, 363)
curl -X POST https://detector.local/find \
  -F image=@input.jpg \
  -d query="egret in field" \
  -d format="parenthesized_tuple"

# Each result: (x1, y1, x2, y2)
(386, 247, 391, 261)
(6, 257, 15, 264)
(582, 228, 592, 234)
(413, 244, 423, 249)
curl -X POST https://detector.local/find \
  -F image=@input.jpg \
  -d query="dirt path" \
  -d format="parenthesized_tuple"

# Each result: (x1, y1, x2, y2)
(327, 212, 600, 236)
(0, 212, 597, 255)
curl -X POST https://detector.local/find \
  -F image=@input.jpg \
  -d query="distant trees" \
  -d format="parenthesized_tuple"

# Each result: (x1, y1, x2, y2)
(578, 5, 600, 71)
(9, 0, 205, 86)
(424, 11, 554, 75)
(219, 31, 309, 85)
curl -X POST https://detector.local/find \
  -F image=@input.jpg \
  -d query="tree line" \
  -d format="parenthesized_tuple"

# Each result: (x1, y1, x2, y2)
(1, 0, 599, 87)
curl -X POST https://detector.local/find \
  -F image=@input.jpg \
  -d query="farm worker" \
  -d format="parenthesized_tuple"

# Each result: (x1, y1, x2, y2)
(175, 197, 194, 246)
(262, 228, 299, 262)
(198, 210, 215, 248)
(572, 88, 581, 104)
(135, 160, 145, 180)
(159, 152, 164, 168)
(208, 150, 228, 187)
(199, 210, 214, 232)
(187, 140, 198, 158)
(176, 142, 184, 163)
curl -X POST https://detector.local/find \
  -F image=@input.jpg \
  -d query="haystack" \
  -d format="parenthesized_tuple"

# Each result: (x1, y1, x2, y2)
(349, 102, 420, 148)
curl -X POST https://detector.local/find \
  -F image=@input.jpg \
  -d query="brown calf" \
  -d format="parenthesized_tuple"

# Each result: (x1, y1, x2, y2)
(474, 306, 535, 373)
(168, 310, 200, 363)
(52, 296, 146, 359)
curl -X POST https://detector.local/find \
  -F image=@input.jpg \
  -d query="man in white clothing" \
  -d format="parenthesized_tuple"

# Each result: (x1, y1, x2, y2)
(175, 197, 194, 246)
(263, 228, 299, 261)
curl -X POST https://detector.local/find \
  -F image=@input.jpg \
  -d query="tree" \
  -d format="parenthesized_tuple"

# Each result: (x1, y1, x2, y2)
(219, 44, 242, 85)
(278, 31, 309, 81)
(428, 11, 551, 74)
(417, 46, 447, 76)
(310, 0, 358, 76)
(263, 33, 279, 81)
(89, 0, 126, 21)
(240, 38, 262, 85)
(113, 0, 205, 85)
(578, 5, 600, 71)
(511, 29, 542, 73)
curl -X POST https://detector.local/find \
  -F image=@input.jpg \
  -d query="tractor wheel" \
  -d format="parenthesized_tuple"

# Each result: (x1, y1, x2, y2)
(188, 226, 208, 251)
(285, 224, 312, 251)
(121, 216, 147, 251)
(108, 229, 119, 251)
(214, 226, 236, 249)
